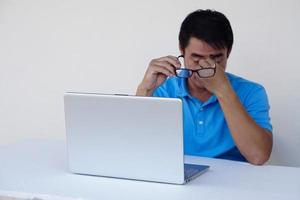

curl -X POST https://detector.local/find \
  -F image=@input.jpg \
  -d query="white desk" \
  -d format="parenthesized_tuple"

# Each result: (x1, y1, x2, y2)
(0, 140, 299, 200)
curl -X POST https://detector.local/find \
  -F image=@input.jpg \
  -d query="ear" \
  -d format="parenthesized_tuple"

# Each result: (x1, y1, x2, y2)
(179, 44, 184, 56)
(226, 47, 232, 58)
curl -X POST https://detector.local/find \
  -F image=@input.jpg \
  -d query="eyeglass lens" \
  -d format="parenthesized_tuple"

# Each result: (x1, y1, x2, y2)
(175, 55, 216, 78)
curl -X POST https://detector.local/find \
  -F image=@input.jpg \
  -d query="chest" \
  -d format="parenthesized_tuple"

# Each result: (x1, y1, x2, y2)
(181, 97, 226, 136)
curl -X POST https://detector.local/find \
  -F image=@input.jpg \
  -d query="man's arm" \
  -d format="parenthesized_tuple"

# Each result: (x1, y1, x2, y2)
(200, 59, 272, 165)
(136, 55, 180, 96)
(216, 83, 273, 165)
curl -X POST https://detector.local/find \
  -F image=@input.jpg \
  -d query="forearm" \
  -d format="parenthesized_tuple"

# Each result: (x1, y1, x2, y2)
(216, 84, 273, 165)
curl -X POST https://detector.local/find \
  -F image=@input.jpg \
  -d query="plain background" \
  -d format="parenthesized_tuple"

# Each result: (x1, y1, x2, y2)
(0, 0, 299, 167)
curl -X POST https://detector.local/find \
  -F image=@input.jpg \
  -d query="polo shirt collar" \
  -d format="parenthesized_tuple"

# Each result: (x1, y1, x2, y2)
(176, 78, 192, 98)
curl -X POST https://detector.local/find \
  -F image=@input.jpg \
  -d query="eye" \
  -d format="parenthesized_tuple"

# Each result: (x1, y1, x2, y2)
(191, 56, 201, 62)
(210, 54, 224, 61)
(192, 58, 199, 63)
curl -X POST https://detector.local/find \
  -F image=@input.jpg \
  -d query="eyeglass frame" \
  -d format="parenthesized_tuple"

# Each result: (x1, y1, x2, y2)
(174, 55, 217, 78)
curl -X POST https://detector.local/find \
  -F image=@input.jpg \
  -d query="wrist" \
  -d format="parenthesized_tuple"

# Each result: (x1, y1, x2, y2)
(136, 84, 153, 96)
(215, 81, 234, 100)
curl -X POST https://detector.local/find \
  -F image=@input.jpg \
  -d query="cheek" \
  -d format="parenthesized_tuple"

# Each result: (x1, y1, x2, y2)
(185, 60, 198, 69)
(222, 60, 227, 69)
(217, 58, 227, 65)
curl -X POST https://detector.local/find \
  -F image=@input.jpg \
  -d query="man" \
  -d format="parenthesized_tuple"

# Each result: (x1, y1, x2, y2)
(136, 9, 272, 165)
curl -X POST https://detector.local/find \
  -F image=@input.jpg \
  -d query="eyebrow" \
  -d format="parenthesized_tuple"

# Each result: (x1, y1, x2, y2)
(191, 53, 224, 58)
(191, 53, 205, 58)
(210, 53, 224, 58)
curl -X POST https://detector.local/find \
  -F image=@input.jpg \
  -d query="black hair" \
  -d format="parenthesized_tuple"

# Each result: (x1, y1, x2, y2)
(179, 9, 234, 55)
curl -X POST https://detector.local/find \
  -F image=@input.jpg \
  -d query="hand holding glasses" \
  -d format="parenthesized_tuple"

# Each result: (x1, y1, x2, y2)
(174, 55, 216, 78)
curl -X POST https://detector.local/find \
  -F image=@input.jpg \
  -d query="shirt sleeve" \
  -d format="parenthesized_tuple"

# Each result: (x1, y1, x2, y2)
(152, 78, 174, 97)
(153, 86, 169, 97)
(243, 84, 273, 133)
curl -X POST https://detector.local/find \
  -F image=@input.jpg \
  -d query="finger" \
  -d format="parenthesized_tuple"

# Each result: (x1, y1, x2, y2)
(157, 55, 178, 62)
(150, 65, 173, 77)
(149, 59, 175, 75)
(157, 56, 181, 68)
(153, 60, 176, 75)
(207, 58, 217, 68)
(167, 55, 181, 63)
(199, 59, 216, 68)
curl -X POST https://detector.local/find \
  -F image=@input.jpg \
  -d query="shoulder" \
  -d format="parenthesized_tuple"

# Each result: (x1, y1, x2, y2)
(227, 73, 269, 106)
(227, 72, 266, 94)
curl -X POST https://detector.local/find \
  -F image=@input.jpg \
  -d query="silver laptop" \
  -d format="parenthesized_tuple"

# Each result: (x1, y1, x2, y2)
(64, 92, 209, 184)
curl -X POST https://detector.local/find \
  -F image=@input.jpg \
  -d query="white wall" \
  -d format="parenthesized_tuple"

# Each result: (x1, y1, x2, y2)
(0, 0, 299, 167)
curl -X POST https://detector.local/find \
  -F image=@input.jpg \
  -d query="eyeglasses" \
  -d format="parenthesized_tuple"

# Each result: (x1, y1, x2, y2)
(174, 55, 216, 78)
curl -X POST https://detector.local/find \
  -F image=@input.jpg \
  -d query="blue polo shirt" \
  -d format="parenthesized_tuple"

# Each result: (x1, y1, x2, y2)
(153, 72, 272, 162)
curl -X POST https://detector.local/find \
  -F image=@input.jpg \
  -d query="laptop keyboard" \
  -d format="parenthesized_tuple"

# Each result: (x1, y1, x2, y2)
(184, 164, 201, 179)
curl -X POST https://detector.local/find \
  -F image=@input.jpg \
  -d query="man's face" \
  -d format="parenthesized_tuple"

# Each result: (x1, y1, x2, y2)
(180, 37, 229, 88)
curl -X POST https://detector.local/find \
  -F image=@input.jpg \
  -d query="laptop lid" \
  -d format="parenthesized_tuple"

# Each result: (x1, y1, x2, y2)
(64, 92, 185, 184)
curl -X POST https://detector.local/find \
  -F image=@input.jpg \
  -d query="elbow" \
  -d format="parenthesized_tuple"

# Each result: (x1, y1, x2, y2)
(247, 130, 273, 165)
(247, 147, 272, 165)
(248, 154, 270, 165)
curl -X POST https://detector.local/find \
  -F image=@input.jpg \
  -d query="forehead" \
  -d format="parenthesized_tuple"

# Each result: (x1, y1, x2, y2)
(185, 37, 226, 55)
